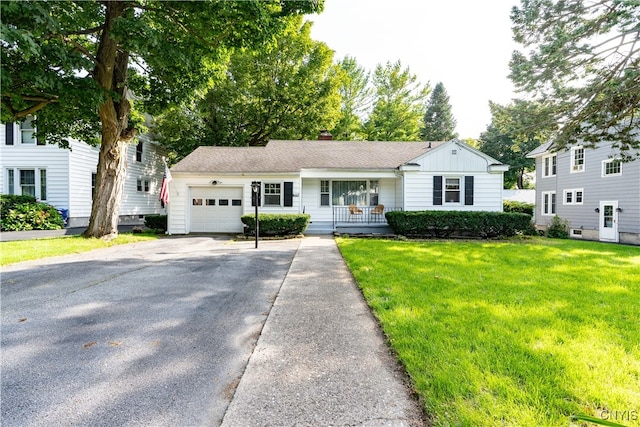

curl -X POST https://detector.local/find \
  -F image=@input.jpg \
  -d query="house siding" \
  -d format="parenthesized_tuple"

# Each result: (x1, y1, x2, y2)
(1, 123, 167, 228)
(404, 172, 503, 211)
(532, 142, 640, 244)
(121, 136, 166, 219)
(167, 174, 300, 234)
(1, 123, 71, 209)
(67, 140, 99, 226)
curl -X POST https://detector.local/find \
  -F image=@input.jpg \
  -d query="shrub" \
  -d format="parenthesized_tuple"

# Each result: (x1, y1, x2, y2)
(241, 213, 310, 237)
(0, 195, 64, 231)
(503, 200, 534, 216)
(385, 210, 534, 239)
(546, 215, 569, 239)
(144, 214, 167, 232)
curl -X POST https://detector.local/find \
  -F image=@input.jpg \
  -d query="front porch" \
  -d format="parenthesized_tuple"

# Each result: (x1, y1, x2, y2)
(305, 206, 401, 235)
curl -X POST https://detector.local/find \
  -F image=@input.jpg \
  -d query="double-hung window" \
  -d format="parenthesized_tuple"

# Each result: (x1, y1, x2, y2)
(7, 169, 15, 195)
(602, 159, 622, 177)
(20, 170, 36, 197)
(136, 141, 143, 162)
(320, 180, 330, 206)
(542, 154, 557, 177)
(542, 191, 556, 215)
(20, 117, 37, 144)
(5, 168, 47, 199)
(264, 183, 282, 206)
(445, 178, 461, 203)
(570, 146, 584, 172)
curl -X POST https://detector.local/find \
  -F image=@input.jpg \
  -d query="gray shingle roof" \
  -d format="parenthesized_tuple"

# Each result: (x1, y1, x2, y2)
(171, 140, 446, 173)
(526, 140, 554, 158)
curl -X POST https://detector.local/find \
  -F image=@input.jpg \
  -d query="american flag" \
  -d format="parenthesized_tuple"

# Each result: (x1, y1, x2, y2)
(160, 164, 172, 208)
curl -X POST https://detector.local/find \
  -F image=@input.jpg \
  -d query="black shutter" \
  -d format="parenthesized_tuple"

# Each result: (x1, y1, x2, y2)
(465, 176, 474, 205)
(251, 181, 261, 206)
(284, 182, 293, 207)
(5, 122, 14, 145)
(433, 176, 443, 205)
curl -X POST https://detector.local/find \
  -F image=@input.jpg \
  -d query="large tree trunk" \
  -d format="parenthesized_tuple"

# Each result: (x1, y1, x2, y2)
(83, 2, 134, 239)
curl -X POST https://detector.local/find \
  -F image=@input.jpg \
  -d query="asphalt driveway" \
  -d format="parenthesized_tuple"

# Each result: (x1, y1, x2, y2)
(1, 236, 301, 427)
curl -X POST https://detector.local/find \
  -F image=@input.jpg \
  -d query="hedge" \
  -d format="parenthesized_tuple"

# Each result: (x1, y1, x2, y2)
(385, 210, 534, 239)
(241, 213, 310, 237)
(503, 200, 534, 216)
(144, 214, 167, 232)
(0, 194, 64, 231)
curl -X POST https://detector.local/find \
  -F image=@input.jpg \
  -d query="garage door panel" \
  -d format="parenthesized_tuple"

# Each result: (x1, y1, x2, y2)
(190, 187, 243, 233)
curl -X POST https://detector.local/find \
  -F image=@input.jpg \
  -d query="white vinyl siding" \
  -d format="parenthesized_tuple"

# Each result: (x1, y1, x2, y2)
(1, 123, 167, 227)
(404, 172, 502, 212)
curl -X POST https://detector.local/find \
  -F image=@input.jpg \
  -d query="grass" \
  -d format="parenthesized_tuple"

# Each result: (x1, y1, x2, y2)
(337, 237, 640, 427)
(0, 233, 159, 266)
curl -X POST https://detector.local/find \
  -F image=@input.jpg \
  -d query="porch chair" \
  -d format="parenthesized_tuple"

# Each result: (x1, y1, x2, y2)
(348, 204, 363, 221)
(370, 204, 384, 222)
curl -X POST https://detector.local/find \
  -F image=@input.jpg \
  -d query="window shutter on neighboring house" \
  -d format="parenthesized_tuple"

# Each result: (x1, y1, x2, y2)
(465, 176, 474, 205)
(284, 182, 293, 207)
(5, 122, 14, 145)
(433, 176, 443, 205)
(251, 181, 262, 207)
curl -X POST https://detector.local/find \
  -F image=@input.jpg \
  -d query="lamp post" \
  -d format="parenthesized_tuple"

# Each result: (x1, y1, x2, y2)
(251, 181, 260, 248)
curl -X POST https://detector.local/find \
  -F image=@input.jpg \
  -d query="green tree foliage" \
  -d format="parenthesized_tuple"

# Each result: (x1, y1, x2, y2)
(1, 0, 321, 238)
(364, 60, 431, 141)
(421, 82, 458, 141)
(479, 100, 556, 189)
(330, 56, 373, 140)
(154, 17, 340, 158)
(510, 0, 639, 158)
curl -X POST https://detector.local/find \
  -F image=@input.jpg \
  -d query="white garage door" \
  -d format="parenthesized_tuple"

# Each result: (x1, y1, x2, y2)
(190, 187, 244, 233)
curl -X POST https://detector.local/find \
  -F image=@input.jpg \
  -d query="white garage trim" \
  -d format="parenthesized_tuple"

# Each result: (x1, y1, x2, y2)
(189, 186, 244, 233)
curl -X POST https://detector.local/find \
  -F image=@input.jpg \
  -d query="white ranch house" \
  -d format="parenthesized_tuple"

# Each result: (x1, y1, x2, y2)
(166, 139, 509, 235)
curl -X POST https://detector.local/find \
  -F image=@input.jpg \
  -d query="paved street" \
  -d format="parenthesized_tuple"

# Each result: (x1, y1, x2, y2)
(1, 236, 301, 426)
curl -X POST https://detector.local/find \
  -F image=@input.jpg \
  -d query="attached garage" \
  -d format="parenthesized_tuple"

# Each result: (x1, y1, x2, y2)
(190, 187, 244, 233)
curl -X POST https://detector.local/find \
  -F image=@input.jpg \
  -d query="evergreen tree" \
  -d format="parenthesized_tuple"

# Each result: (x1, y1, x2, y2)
(510, 0, 639, 158)
(421, 82, 457, 141)
(364, 60, 430, 141)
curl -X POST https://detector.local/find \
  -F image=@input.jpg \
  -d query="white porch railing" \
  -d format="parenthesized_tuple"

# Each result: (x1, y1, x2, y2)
(332, 206, 402, 228)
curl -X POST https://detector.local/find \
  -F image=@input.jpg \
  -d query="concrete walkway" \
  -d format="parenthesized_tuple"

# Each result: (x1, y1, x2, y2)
(221, 236, 425, 426)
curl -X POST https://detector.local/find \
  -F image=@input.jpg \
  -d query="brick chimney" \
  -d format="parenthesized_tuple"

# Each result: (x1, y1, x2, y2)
(318, 130, 333, 140)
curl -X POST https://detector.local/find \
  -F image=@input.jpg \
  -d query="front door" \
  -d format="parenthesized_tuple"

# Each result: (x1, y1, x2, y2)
(599, 201, 618, 242)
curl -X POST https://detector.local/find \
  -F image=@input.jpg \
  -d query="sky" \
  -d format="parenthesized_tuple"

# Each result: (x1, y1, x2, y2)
(308, 0, 521, 139)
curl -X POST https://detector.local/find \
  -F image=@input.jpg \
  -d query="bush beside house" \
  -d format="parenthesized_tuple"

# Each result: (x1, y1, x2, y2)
(503, 200, 534, 216)
(0, 195, 64, 231)
(385, 210, 534, 239)
(241, 214, 310, 237)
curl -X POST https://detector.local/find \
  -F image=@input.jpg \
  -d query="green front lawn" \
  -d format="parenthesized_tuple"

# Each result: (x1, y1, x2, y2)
(337, 237, 640, 427)
(0, 233, 159, 266)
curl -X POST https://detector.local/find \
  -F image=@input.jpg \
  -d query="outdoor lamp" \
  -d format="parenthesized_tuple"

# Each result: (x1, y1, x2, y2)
(251, 181, 260, 248)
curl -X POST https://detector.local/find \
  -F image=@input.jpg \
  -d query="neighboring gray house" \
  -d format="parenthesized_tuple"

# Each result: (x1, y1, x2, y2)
(166, 138, 509, 235)
(527, 140, 640, 244)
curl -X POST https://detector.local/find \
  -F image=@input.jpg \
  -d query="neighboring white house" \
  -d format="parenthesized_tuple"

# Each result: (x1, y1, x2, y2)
(527, 140, 640, 245)
(1, 120, 167, 227)
(166, 138, 509, 235)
